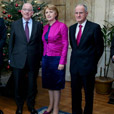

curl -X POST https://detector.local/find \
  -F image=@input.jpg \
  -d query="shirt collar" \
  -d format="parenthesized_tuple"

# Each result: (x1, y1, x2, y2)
(22, 18, 32, 24)
(77, 20, 87, 27)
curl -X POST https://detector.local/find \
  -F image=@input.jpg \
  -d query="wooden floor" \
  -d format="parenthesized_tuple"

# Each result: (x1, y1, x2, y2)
(0, 77, 114, 114)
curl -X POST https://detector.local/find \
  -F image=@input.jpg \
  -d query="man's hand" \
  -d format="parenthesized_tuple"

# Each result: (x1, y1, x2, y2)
(8, 60, 10, 64)
(112, 55, 114, 60)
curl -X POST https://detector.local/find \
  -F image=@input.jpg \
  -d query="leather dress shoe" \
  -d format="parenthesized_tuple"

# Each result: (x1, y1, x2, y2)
(30, 109, 38, 114)
(16, 108, 23, 114)
(0, 110, 4, 114)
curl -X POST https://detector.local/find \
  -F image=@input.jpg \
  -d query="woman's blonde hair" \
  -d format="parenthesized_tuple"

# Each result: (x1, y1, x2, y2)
(44, 4, 59, 20)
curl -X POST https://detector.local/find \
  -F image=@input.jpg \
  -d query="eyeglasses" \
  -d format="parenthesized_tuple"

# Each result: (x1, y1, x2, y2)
(75, 12, 84, 15)
(22, 9, 33, 12)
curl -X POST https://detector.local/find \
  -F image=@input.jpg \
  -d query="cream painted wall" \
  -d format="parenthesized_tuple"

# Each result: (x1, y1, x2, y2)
(94, 0, 106, 26)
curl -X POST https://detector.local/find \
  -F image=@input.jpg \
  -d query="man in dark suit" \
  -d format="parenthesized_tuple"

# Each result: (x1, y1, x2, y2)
(0, 18, 6, 114)
(111, 35, 114, 61)
(0, 18, 6, 74)
(9, 3, 43, 114)
(69, 4, 104, 114)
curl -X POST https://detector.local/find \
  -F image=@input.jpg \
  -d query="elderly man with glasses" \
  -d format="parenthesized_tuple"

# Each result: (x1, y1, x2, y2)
(9, 3, 43, 114)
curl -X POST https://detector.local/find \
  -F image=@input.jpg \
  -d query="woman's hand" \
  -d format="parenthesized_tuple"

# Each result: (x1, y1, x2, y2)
(58, 64, 64, 70)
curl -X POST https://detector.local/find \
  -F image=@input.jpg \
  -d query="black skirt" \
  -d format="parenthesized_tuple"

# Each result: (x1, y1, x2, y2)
(42, 56, 65, 90)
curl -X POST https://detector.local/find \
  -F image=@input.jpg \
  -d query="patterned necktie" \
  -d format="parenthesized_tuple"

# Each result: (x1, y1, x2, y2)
(25, 21, 29, 42)
(77, 25, 82, 46)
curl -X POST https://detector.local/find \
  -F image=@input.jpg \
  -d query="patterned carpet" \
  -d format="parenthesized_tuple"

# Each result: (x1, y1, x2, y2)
(37, 106, 71, 114)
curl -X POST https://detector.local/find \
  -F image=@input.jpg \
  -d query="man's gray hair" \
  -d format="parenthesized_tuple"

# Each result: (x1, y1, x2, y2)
(75, 4, 88, 12)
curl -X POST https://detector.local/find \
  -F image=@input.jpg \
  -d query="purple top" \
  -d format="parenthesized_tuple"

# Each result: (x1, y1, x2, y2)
(42, 20, 68, 65)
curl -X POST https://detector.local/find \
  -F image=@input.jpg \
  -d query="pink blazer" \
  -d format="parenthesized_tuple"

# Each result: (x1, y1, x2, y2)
(42, 20, 68, 65)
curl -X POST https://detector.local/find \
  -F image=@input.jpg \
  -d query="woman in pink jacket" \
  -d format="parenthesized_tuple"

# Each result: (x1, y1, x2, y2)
(42, 4, 68, 114)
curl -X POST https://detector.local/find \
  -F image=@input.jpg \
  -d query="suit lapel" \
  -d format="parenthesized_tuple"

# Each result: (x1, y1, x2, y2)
(29, 20, 35, 42)
(71, 23, 77, 47)
(18, 19, 28, 42)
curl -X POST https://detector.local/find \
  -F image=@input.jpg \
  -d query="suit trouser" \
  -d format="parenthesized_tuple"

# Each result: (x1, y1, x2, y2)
(13, 61, 39, 110)
(71, 72, 95, 114)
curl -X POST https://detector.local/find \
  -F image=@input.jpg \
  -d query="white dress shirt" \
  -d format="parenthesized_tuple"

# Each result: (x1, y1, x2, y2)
(75, 20, 87, 39)
(22, 18, 32, 39)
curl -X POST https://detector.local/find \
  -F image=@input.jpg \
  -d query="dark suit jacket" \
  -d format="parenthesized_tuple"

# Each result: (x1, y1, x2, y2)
(9, 18, 43, 69)
(69, 20, 104, 75)
(110, 35, 114, 59)
(0, 18, 6, 66)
